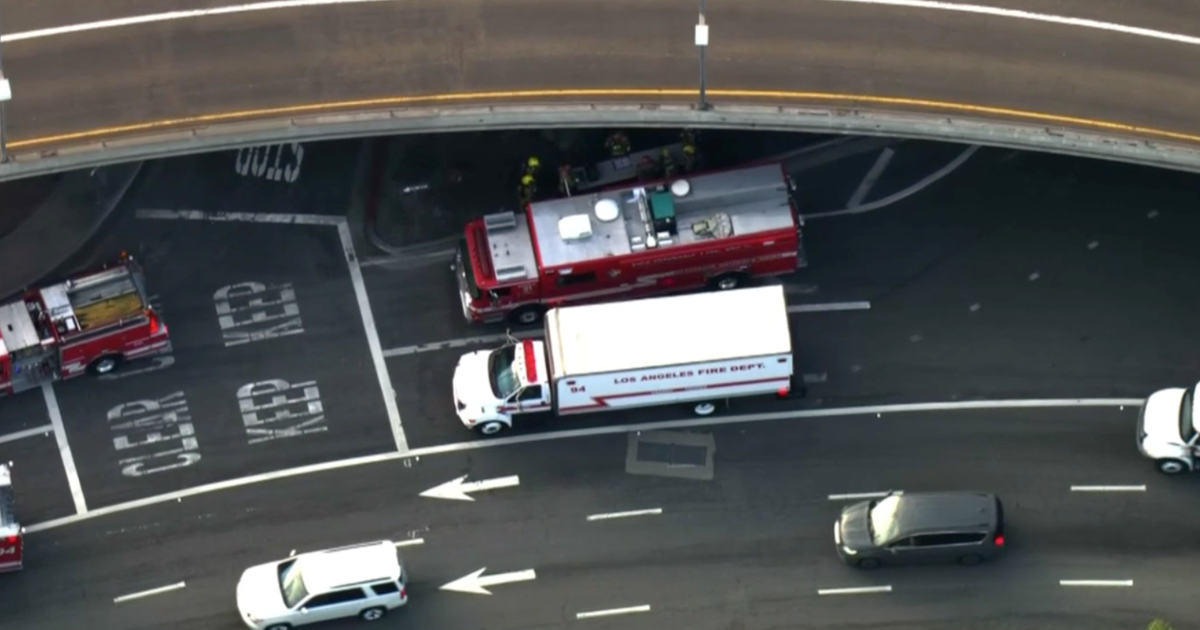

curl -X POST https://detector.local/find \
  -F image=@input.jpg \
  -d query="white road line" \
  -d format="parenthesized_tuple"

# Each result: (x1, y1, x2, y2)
(2, 0, 394, 43)
(587, 508, 663, 521)
(788, 301, 871, 313)
(828, 491, 901, 500)
(42, 384, 87, 515)
(136, 209, 345, 225)
(1070, 485, 1146, 492)
(0, 424, 53, 445)
(575, 605, 651, 619)
(23, 397, 1145, 534)
(1059, 579, 1133, 587)
(338, 221, 408, 453)
(819, 0, 1200, 47)
(847, 147, 896, 208)
(805, 145, 979, 219)
(383, 330, 542, 358)
(113, 581, 187, 603)
(818, 585, 893, 595)
(394, 538, 425, 547)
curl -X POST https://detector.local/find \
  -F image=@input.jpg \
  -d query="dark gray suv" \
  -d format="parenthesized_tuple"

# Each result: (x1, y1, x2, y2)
(834, 491, 1005, 569)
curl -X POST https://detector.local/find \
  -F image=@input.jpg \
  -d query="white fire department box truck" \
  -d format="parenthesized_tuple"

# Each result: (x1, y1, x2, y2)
(453, 285, 795, 435)
(0, 463, 23, 572)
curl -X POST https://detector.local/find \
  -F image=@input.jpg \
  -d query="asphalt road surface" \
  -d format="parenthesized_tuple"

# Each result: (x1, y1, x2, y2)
(6, 0, 1200, 149)
(3, 141, 1200, 629)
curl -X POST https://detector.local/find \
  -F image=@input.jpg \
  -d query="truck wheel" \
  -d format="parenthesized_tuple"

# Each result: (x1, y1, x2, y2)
(509, 306, 545, 326)
(856, 558, 880, 570)
(710, 273, 746, 291)
(475, 421, 506, 436)
(1156, 458, 1189, 474)
(88, 355, 123, 376)
(692, 402, 718, 416)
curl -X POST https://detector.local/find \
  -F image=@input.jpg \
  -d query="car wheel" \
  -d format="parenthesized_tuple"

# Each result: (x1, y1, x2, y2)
(692, 401, 717, 416)
(360, 607, 387, 622)
(958, 554, 983, 566)
(710, 273, 746, 291)
(475, 420, 506, 436)
(509, 306, 544, 326)
(1156, 458, 1189, 474)
(856, 558, 880, 570)
(88, 354, 123, 376)
(265, 624, 292, 630)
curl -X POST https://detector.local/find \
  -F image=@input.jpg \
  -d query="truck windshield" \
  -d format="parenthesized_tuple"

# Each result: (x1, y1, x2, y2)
(1182, 387, 1197, 442)
(488, 346, 520, 399)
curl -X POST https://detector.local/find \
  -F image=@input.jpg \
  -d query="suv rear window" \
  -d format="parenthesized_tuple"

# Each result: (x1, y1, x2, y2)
(370, 582, 400, 596)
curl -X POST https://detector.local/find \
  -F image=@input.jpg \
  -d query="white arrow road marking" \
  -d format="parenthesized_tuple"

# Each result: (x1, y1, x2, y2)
(113, 581, 187, 603)
(440, 568, 537, 595)
(420, 475, 520, 501)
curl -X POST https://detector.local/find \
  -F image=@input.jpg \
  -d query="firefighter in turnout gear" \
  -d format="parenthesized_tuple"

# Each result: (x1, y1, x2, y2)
(681, 128, 699, 173)
(636, 155, 659, 182)
(558, 165, 580, 197)
(604, 131, 632, 158)
(519, 173, 538, 205)
(659, 148, 678, 178)
(524, 156, 541, 177)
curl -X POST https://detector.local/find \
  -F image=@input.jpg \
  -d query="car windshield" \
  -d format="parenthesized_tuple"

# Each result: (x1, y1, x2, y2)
(1183, 387, 1198, 442)
(868, 496, 902, 546)
(488, 346, 520, 399)
(278, 559, 309, 609)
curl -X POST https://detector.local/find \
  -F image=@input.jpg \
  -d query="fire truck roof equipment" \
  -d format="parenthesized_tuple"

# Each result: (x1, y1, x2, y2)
(41, 263, 148, 336)
(0, 464, 17, 537)
(0, 301, 42, 355)
(545, 285, 792, 378)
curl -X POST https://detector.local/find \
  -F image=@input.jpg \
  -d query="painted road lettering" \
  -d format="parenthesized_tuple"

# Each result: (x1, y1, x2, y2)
(214, 282, 304, 347)
(107, 391, 201, 477)
(235, 143, 304, 182)
(237, 379, 327, 444)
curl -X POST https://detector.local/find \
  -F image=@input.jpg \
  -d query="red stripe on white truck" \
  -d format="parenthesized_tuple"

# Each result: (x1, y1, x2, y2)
(557, 376, 791, 413)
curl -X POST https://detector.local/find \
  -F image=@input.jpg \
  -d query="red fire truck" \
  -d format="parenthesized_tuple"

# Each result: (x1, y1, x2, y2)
(455, 162, 806, 325)
(0, 463, 22, 572)
(0, 254, 171, 396)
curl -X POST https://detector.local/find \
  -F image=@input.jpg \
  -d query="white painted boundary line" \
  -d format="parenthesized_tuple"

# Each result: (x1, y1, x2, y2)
(587, 508, 663, 521)
(818, 585, 892, 595)
(828, 491, 901, 501)
(338, 221, 408, 452)
(0, 424, 52, 445)
(1059, 580, 1133, 587)
(136, 209, 409, 452)
(805, 145, 979, 219)
(847, 147, 895, 208)
(113, 581, 187, 603)
(394, 538, 425, 548)
(24, 397, 1144, 533)
(788, 301, 871, 313)
(576, 605, 651, 619)
(821, 0, 1200, 47)
(42, 384, 87, 515)
(2, 0, 394, 43)
(1070, 485, 1145, 492)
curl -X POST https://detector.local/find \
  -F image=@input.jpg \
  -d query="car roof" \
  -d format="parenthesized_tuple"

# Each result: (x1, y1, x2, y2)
(888, 492, 996, 535)
(295, 541, 400, 593)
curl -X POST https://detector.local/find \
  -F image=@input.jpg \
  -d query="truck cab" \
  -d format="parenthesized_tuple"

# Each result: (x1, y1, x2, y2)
(1137, 382, 1200, 474)
(452, 338, 551, 435)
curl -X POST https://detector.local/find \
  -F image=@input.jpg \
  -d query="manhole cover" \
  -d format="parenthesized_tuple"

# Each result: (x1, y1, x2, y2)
(626, 430, 715, 481)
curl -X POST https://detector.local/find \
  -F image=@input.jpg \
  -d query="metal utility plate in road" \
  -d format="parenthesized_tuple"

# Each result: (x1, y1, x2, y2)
(626, 430, 715, 481)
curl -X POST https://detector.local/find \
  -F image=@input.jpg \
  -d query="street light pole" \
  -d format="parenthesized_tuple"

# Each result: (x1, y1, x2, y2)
(695, 0, 710, 111)
(0, 0, 11, 164)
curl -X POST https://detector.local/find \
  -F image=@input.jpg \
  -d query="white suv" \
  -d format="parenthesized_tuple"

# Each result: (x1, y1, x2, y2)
(236, 540, 408, 629)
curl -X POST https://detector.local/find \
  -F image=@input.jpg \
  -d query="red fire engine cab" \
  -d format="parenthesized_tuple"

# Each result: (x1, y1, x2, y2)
(455, 162, 806, 325)
(0, 254, 171, 396)
(0, 463, 22, 572)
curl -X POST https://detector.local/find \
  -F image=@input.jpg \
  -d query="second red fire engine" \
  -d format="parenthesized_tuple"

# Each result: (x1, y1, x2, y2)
(455, 162, 806, 324)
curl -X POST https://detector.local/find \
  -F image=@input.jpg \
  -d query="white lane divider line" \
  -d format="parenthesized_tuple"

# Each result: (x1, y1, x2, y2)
(113, 581, 187, 603)
(818, 0, 1200, 48)
(847, 147, 896, 208)
(0, 424, 53, 445)
(828, 491, 902, 501)
(575, 605, 652, 619)
(1070, 485, 1146, 492)
(337, 220, 408, 453)
(1059, 579, 1133, 587)
(818, 585, 893, 595)
(41, 384, 87, 515)
(394, 538, 425, 548)
(383, 331, 539, 358)
(135, 209, 345, 225)
(587, 508, 663, 521)
(787, 301, 871, 313)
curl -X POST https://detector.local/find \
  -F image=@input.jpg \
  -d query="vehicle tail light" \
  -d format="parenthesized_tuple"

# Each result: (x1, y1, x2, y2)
(147, 311, 160, 334)
(399, 587, 406, 598)
(994, 535, 1005, 547)
(4, 536, 17, 544)
(777, 386, 790, 398)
